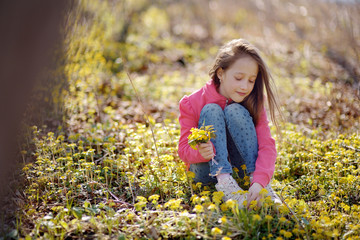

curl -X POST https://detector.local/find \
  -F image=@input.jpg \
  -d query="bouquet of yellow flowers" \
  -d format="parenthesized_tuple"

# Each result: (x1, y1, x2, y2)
(187, 123, 216, 150)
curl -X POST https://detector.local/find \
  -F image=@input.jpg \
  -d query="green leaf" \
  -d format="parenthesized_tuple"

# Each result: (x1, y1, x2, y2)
(72, 207, 83, 219)
(60, 220, 69, 230)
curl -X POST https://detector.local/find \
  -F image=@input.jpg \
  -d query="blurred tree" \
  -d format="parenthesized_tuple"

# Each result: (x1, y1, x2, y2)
(0, 0, 70, 229)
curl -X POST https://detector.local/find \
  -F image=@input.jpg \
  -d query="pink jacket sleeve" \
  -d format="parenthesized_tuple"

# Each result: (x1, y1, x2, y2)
(178, 96, 211, 166)
(252, 108, 277, 187)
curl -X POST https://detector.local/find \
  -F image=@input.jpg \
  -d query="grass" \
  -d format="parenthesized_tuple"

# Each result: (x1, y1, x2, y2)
(12, 121, 360, 239)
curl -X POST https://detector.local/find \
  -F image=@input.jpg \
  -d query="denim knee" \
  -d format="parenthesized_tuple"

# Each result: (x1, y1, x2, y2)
(199, 103, 224, 126)
(201, 104, 223, 116)
(224, 104, 252, 124)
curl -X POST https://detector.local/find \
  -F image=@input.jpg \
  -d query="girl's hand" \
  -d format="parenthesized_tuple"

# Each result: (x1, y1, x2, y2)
(246, 182, 264, 209)
(197, 141, 214, 160)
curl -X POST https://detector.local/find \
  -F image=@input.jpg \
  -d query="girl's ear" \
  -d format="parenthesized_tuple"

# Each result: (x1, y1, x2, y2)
(216, 68, 223, 80)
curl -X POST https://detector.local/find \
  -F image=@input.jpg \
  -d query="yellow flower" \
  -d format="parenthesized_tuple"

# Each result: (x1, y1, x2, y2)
(279, 217, 287, 223)
(249, 200, 258, 209)
(208, 204, 217, 211)
(265, 215, 273, 221)
(219, 216, 227, 224)
(253, 214, 262, 221)
(220, 203, 228, 211)
(283, 231, 292, 238)
(148, 194, 160, 203)
(188, 125, 216, 150)
(175, 190, 185, 197)
(241, 164, 247, 170)
(187, 171, 196, 179)
(126, 212, 135, 221)
(211, 227, 223, 236)
(331, 229, 340, 237)
(222, 237, 231, 240)
(225, 199, 236, 209)
(134, 202, 146, 211)
(235, 190, 248, 195)
(136, 196, 147, 203)
(319, 188, 326, 196)
(164, 199, 182, 210)
(200, 190, 211, 196)
(259, 188, 269, 196)
(341, 203, 350, 212)
(193, 204, 204, 213)
(320, 216, 331, 225)
(278, 205, 290, 214)
(200, 196, 210, 202)
(191, 195, 201, 205)
(195, 182, 203, 190)
(213, 191, 225, 205)
(264, 195, 274, 205)
(276, 237, 284, 240)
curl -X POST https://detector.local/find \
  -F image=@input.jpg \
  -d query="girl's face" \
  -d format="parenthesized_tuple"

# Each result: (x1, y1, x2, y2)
(217, 55, 258, 103)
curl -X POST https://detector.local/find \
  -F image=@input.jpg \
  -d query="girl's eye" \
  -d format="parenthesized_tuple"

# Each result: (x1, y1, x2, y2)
(235, 78, 242, 81)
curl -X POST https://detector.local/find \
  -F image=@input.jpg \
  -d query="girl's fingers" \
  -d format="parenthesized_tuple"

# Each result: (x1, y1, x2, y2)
(247, 195, 263, 209)
(198, 148, 213, 160)
(199, 144, 213, 153)
(247, 193, 259, 208)
(199, 142, 211, 148)
(198, 142, 214, 160)
(246, 193, 252, 207)
(201, 151, 213, 159)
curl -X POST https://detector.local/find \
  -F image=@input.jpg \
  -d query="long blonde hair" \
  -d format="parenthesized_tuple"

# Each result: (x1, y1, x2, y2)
(209, 39, 282, 129)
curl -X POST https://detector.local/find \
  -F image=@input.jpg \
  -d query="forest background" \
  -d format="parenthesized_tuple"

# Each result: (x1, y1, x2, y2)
(1, 0, 360, 239)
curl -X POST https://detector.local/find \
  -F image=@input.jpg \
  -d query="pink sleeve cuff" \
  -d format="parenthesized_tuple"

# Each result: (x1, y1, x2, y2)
(251, 172, 270, 188)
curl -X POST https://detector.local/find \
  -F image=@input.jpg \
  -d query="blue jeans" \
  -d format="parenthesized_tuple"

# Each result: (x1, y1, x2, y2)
(189, 103, 258, 184)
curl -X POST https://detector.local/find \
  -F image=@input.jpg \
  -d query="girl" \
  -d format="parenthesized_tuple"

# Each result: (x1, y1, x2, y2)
(178, 39, 282, 209)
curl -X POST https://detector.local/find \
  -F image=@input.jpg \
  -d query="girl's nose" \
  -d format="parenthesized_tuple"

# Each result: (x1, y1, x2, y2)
(239, 79, 248, 90)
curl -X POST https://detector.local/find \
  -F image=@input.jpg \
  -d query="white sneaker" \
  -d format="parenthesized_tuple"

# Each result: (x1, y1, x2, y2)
(264, 184, 282, 204)
(249, 174, 282, 205)
(215, 175, 246, 208)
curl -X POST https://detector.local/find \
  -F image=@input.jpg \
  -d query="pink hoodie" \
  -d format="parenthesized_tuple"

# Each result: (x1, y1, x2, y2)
(178, 80, 277, 187)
